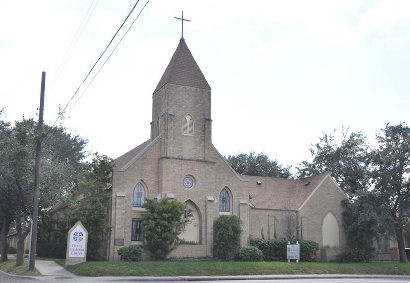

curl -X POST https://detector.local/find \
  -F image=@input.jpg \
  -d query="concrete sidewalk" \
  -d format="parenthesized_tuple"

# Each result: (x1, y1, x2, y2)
(35, 259, 77, 279)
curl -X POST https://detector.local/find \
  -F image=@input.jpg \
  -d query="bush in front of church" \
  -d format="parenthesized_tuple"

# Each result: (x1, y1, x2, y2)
(250, 239, 319, 261)
(118, 245, 143, 261)
(298, 240, 319, 261)
(250, 238, 287, 261)
(213, 215, 242, 260)
(235, 246, 264, 261)
(143, 198, 187, 260)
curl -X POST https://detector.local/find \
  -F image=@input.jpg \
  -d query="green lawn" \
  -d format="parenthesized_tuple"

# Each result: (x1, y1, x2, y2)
(0, 259, 41, 276)
(65, 261, 410, 277)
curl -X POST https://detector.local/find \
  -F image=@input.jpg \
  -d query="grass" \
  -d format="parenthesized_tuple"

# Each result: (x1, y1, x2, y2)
(0, 259, 41, 276)
(65, 260, 410, 277)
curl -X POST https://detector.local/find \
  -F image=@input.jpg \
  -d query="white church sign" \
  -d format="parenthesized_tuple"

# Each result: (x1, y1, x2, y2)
(287, 241, 300, 262)
(66, 221, 88, 265)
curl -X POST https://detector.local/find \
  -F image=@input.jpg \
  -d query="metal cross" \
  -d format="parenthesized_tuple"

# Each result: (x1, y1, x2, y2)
(174, 11, 191, 39)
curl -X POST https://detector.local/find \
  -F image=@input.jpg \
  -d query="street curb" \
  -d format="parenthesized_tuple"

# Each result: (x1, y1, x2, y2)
(0, 269, 39, 280)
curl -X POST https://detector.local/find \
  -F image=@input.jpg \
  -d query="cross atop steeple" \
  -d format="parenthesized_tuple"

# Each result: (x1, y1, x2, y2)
(174, 11, 191, 39)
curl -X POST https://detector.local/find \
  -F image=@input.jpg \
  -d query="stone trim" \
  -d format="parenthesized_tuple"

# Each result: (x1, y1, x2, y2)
(211, 144, 248, 182)
(114, 135, 161, 172)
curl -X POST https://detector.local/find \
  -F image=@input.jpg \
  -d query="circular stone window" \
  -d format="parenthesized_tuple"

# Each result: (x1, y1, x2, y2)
(183, 175, 195, 189)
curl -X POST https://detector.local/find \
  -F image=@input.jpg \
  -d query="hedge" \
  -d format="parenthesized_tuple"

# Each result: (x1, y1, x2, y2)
(235, 246, 264, 261)
(213, 215, 242, 260)
(250, 239, 318, 261)
(117, 245, 143, 261)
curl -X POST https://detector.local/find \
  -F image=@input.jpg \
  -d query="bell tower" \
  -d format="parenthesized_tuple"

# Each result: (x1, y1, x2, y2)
(151, 38, 212, 161)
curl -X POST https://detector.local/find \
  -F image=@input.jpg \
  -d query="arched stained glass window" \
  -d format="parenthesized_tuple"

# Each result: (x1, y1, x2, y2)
(133, 182, 146, 207)
(182, 115, 194, 136)
(219, 188, 231, 212)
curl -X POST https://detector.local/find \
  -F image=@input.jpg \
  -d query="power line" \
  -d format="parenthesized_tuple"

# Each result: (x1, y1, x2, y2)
(70, 0, 150, 111)
(52, 0, 99, 89)
(54, 0, 141, 126)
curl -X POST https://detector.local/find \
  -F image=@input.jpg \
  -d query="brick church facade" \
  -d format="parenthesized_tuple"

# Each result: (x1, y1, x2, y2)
(107, 38, 347, 261)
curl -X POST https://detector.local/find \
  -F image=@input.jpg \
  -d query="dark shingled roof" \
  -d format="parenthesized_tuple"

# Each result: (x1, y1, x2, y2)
(114, 140, 151, 169)
(246, 174, 328, 210)
(154, 38, 211, 93)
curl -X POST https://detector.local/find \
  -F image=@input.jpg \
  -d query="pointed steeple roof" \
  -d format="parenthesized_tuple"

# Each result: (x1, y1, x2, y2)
(154, 38, 211, 93)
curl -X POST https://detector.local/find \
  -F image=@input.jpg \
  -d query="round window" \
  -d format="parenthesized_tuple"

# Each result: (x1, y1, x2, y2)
(183, 176, 195, 189)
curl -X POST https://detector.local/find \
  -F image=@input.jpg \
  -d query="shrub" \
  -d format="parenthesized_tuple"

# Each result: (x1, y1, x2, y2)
(213, 215, 242, 260)
(235, 246, 264, 261)
(250, 239, 319, 261)
(250, 238, 287, 261)
(143, 198, 187, 260)
(117, 245, 143, 261)
(337, 247, 375, 262)
(299, 240, 319, 262)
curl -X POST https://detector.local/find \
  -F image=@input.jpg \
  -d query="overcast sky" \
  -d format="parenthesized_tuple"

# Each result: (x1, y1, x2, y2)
(1, 0, 409, 169)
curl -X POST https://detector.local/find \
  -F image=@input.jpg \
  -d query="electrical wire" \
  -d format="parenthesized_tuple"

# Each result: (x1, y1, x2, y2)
(69, 0, 150, 111)
(54, 0, 141, 126)
(51, 0, 99, 90)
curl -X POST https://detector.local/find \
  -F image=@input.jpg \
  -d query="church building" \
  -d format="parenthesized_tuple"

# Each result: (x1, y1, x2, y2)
(108, 37, 347, 261)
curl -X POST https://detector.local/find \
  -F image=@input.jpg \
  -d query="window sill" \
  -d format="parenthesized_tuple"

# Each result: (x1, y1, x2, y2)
(219, 211, 232, 215)
(132, 207, 146, 211)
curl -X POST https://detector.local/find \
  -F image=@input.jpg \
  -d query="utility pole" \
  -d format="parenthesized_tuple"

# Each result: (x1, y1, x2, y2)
(28, 71, 46, 271)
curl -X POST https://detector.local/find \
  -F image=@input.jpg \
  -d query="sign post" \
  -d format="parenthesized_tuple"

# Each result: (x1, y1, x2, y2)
(65, 221, 88, 265)
(287, 241, 300, 263)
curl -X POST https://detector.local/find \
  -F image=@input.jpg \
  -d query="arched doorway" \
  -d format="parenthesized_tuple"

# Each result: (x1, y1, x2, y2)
(322, 212, 340, 247)
(180, 200, 201, 244)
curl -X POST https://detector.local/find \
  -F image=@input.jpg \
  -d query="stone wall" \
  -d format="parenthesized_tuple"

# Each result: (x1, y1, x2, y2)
(299, 175, 347, 261)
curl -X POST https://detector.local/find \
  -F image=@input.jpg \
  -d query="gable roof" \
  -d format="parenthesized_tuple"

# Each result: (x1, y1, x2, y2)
(113, 136, 160, 171)
(246, 174, 329, 210)
(154, 38, 211, 94)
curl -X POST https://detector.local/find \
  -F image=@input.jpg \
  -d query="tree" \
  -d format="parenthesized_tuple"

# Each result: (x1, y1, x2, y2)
(226, 152, 291, 178)
(297, 128, 371, 198)
(0, 114, 87, 264)
(68, 154, 114, 260)
(340, 192, 391, 262)
(371, 123, 410, 263)
(142, 198, 187, 260)
(213, 215, 242, 260)
(0, 113, 14, 261)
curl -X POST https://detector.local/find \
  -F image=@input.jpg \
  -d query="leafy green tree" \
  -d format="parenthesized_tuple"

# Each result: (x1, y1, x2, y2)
(371, 123, 410, 262)
(226, 152, 291, 178)
(143, 198, 187, 260)
(297, 128, 371, 198)
(0, 113, 87, 264)
(213, 215, 242, 260)
(69, 154, 114, 260)
(0, 112, 14, 261)
(340, 192, 391, 262)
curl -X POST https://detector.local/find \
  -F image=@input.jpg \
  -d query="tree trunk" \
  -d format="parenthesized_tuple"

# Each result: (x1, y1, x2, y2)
(0, 214, 10, 262)
(15, 214, 26, 266)
(396, 226, 408, 263)
(15, 181, 26, 266)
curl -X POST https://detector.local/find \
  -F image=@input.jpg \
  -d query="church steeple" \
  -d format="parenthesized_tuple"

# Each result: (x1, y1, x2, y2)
(153, 39, 211, 94)
(151, 39, 212, 161)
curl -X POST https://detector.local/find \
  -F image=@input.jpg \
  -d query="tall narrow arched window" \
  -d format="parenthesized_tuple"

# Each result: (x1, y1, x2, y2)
(219, 188, 231, 212)
(182, 115, 194, 136)
(133, 182, 146, 207)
